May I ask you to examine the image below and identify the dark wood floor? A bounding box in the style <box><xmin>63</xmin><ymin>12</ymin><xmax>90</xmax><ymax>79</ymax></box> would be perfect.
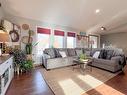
<box><xmin>6</xmin><ymin>67</ymin><xmax>54</xmax><ymax>95</ymax></box>
<box><xmin>83</xmin><ymin>66</ymin><xmax>127</xmax><ymax>95</ymax></box>
<box><xmin>6</xmin><ymin>66</ymin><xmax>127</xmax><ymax>95</ymax></box>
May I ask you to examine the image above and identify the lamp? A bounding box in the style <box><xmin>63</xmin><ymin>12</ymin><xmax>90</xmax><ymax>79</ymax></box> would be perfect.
<box><xmin>0</xmin><ymin>20</ymin><xmax>7</xmax><ymax>33</ymax></box>
<box><xmin>0</xmin><ymin>31</ymin><xmax>10</xmax><ymax>56</ymax></box>
<box><xmin>0</xmin><ymin>32</ymin><xmax>9</xmax><ymax>42</ymax></box>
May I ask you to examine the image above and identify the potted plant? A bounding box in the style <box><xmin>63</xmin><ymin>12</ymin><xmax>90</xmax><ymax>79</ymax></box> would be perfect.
<box><xmin>21</xmin><ymin>60</ymin><xmax>33</xmax><ymax>72</ymax></box>
<box><xmin>79</xmin><ymin>53</ymin><xmax>87</xmax><ymax>61</ymax></box>
<box><xmin>12</xmin><ymin>48</ymin><xmax>27</xmax><ymax>75</ymax></box>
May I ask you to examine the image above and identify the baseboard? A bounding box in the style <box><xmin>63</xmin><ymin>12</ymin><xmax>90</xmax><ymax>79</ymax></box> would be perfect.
<box><xmin>33</xmin><ymin>63</ymin><xmax>42</xmax><ymax>67</ymax></box>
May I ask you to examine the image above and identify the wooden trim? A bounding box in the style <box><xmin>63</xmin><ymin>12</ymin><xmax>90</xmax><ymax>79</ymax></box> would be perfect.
<box><xmin>33</xmin><ymin>63</ymin><xmax>42</xmax><ymax>68</ymax></box>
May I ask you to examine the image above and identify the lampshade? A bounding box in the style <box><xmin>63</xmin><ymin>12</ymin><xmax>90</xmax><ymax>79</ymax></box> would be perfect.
<box><xmin>0</xmin><ymin>20</ymin><xmax>7</xmax><ymax>33</ymax></box>
<box><xmin>0</xmin><ymin>32</ymin><xmax>10</xmax><ymax>42</ymax></box>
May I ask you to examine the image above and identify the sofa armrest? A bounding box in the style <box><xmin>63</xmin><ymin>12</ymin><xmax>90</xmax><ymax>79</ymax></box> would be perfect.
<box><xmin>42</xmin><ymin>54</ymin><xmax>51</xmax><ymax>67</ymax></box>
<box><xmin>43</xmin><ymin>54</ymin><xmax>51</xmax><ymax>59</ymax></box>
<box><xmin>111</xmin><ymin>56</ymin><xmax>122</xmax><ymax>64</ymax></box>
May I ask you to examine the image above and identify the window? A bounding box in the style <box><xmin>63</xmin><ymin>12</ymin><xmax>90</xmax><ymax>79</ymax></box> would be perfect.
<box><xmin>37</xmin><ymin>27</ymin><xmax>51</xmax><ymax>54</ymax></box>
<box><xmin>89</xmin><ymin>35</ymin><xmax>98</xmax><ymax>48</ymax></box>
<box><xmin>67</xmin><ymin>32</ymin><xmax>76</xmax><ymax>48</ymax></box>
<box><xmin>53</xmin><ymin>30</ymin><xmax>64</xmax><ymax>48</ymax></box>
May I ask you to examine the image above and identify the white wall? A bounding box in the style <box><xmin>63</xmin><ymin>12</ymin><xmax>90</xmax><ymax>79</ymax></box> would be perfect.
<box><xmin>101</xmin><ymin>32</ymin><xmax>127</xmax><ymax>57</ymax></box>
<box><xmin>0</xmin><ymin>8</ymin><xmax>5</xmax><ymax>20</ymax></box>
<box><xmin>4</xmin><ymin>13</ymin><xmax>81</xmax><ymax>64</ymax></box>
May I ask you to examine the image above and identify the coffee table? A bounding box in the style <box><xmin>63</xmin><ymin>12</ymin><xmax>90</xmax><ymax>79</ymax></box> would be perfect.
<box><xmin>72</xmin><ymin>57</ymin><xmax>93</xmax><ymax>73</ymax></box>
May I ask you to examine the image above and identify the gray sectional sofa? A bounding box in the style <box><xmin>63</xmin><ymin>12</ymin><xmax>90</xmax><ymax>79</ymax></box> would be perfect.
<box><xmin>42</xmin><ymin>48</ymin><xmax>126</xmax><ymax>72</ymax></box>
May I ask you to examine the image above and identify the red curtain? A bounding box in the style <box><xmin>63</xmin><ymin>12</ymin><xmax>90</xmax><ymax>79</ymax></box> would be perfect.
<box><xmin>67</xmin><ymin>32</ymin><xmax>76</xmax><ymax>37</ymax></box>
<box><xmin>54</xmin><ymin>30</ymin><xmax>65</xmax><ymax>36</ymax></box>
<box><xmin>37</xmin><ymin>27</ymin><xmax>51</xmax><ymax>34</ymax></box>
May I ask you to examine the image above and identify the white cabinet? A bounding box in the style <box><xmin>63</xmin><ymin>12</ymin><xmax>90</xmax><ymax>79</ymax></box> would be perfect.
<box><xmin>0</xmin><ymin>56</ymin><xmax>14</xmax><ymax>95</ymax></box>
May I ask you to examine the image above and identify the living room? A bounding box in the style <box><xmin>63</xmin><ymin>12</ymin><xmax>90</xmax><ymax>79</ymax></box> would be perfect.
<box><xmin>0</xmin><ymin>0</ymin><xmax>127</xmax><ymax>95</ymax></box>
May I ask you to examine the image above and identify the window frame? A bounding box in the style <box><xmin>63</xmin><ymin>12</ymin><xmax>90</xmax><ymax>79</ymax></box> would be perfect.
<box><xmin>67</xmin><ymin>32</ymin><xmax>76</xmax><ymax>48</ymax></box>
<box><xmin>53</xmin><ymin>30</ymin><xmax>65</xmax><ymax>48</ymax></box>
<box><xmin>88</xmin><ymin>35</ymin><xmax>99</xmax><ymax>48</ymax></box>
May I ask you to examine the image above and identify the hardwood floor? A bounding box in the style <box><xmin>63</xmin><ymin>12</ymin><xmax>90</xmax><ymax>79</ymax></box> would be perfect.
<box><xmin>6</xmin><ymin>66</ymin><xmax>127</xmax><ymax>95</ymax></box>
<box><xmin>83</xmin><ymin>66</ymin><xmax>127</xmax><ymax>95</ymax></box>
<box><xmin>6</xmin><ymin>67</ymin><xmax>54</xmax><ymax>95</ymax></box>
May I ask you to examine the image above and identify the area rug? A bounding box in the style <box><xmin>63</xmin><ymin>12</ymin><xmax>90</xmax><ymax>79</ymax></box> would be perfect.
<box><xmin>39</xmin><ymin>67</ymin><xmax>118</xmax><ymax>95</ymax></box>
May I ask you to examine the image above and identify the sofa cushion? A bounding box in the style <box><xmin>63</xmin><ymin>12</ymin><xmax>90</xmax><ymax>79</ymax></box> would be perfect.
<box><xmin>76</xmin><ymin>49</ymin><xmax>83</xmax><ymax>57</ymax></box>
<box><xmin>67</xmin><ymin>48</ymin><xmax>76</xmax><ymax>56</ymax></box>
<box><xmin>82</xmin><ymin>48</ymin><xmax>91</xmax><ymax>54</ymax></box>
<box><xmin>93</xmin><ymin>58</ymin><xmax>117</xmax><ymax>67</ymax></box>
<box><xmin>43</xmin><ymin>48</ymin><xmax>56</xmax><ymax>58</ymax></box>
<box><xmin>112</xmin><ymin>49</ymin><xmax>124</xmax><ymax>56</ymax></box>
<box><xmin>85</xmin><ymin>50</ymin><xmax>91</xmax><ymax>57</ymax></box>
<box><xmin>90</xmin><ymin>48</ymin><xmax>101</xmax><ymax>56</ymax></box>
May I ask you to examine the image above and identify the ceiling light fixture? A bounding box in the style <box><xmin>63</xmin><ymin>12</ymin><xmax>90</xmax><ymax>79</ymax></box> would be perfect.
<box><xmin>101</xmin><ymin>26</ymin><xmax>106</xmax><ymax>31</ymax></box>
<box><xmin>95</xmin><ymin>9</ymin><xmax>100</xmax><ymax>13</ymax></box>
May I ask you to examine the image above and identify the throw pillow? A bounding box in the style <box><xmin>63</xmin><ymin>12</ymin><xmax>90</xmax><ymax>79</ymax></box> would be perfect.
<box><xmin>103</xmin><ymin>50</ymin><xmax>107</xmax><ymax>59</ymax></box>
<box><xmin>98</xmin><ymin>49</ymin><xmax>107</xmax><ymax>59</ymax></box>
<box><xmin>59</xmin><ymin>51</ymin><xmax>67</xmax><ymax>58</ymax></box>
<box><xmin>92</xmin><ymin>51</ymin><xmax>100</xmax><ymax>58</ymax></box>
<box><xmin>44</xmin><ymin>54</ymin><xmax>51</xmax><ymax>59</ymax></box>
<box><xmin>67</xmin><ymin>49</ymin><xmax>76</xmax><ymax>56</ymax></box>
<box><xmin>85</xmin><ymin>50</ymin><xmax>91</xmax><ymax>57</ymax></box>
<box><xmin>76</xmin><ymin>49</ymin><xmax>83</xmax><ymax>57</ymax></box>
<box><xmin>98</xmin><ymin>50</ymin><xmax>103</xmax><ymax>59</ymax></box>
<box><xmin>43</xmin><ymin>48</ymin><xmax>56</xmax><ymax>58</ymax></box>
<box><xmin>106</xmin><ymin>50</ymin><xmax>114</xmax><ymax>60</ymax></box>
<box><xmin>54</xmin><ymin>49</ymin><xmax>62</xmax><ymax>58</ymax></box>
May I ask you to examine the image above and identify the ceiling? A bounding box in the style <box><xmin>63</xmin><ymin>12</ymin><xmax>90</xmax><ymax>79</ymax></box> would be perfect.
<box><xmin>1</xmin><ymin>0</ymin><xmax>127</xmax><ymax>34</ymax></box>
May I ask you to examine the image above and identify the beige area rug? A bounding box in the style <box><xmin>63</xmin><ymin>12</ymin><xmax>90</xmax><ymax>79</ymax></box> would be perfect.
<box><xmin>39</xmin><ymin>66</ymin><xmax>118</xmax><ymax>95</ymax></box>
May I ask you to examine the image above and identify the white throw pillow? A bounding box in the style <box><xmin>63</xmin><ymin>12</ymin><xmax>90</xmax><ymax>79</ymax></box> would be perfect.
<box><xmin>59</xmin><ymin>51</ymin><xmax>67</xmax><ymax>58</ymax></box>
<box><xmin>93</xmin><ymin>51</ymin><xmax>100</xmax><ymax>58</ymax></box>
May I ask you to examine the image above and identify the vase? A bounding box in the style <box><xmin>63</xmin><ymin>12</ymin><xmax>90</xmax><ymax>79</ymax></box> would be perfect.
<box><xmin>16</xmin><ymin>64</ymin><xmax>20</xmax><ymax>75</ymax></box>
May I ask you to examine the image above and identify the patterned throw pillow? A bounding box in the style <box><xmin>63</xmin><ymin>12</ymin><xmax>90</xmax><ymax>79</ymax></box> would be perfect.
<box><xmin>103</xmin><ymin>50</ymin><xmax>107</xmax><ymax>59</ymax></box>
<box><xmin>98</xmin><ymin>49</ymin><xmax>107</xmax><ymax>59</ymax></box>
<box><xmin>98</xmin><ymin>50</ymin><xmax>103</xmax><ymax>59</ymax></box>
<box><xmin>43</xmin><ymin>48</ymin><xmax>56</xmax><ymax>58</ymax></box>
<box><xmin>54</xmin><ymin>49</ymin><xmax>62</xmax><ymax>58</ymax></box>
<box><xmin>67</xmin><ymin>48</ymin><xmax>76</xmax><ymax>56</ymax></box>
